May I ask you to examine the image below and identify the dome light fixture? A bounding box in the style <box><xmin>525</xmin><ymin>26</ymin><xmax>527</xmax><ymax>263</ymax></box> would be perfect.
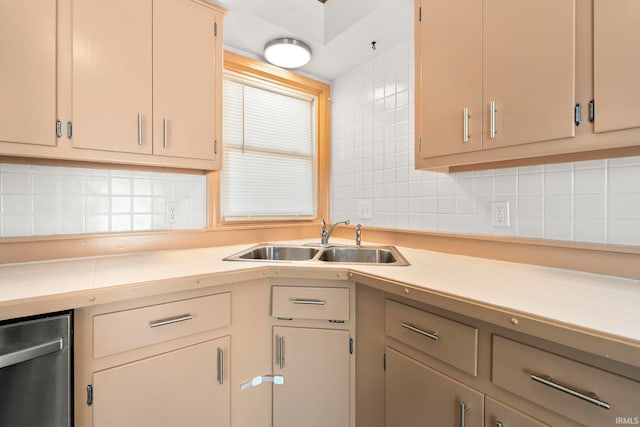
<box><xmin>264</xmin><ymin>38</ymin><xmax>312</xmax><ymax>69</ymax></box>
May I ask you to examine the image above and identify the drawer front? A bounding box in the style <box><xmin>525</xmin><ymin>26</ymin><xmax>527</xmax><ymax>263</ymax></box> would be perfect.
<box><xmin>272</xmin><ymin>286</ymin><xmax>350</xmax><ymax>321</ymax></box>
<box><xmin>485</xmin><ymin>397</ymin><xmax>549</xmax><ymax>427</ymax></box>
<box><xmin>492</xmin><ymin>335</ymin><xmax>640</xmax><ymax>427</ymax></box>
<box><xmin>94</xmin><ymin>292</ymin><xmax>231</xmax><ymax>358</ymax></box>
<box><xmin>385</xmin><ymin>300</ymin><xmax>478</xmax><ymax>376</ymax></box>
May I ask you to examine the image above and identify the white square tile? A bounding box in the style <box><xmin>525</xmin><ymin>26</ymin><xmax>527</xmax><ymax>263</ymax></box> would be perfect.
<box><xmin>574</xmin><ymin>194</ymin><xmax>606</xmax><ymax>219</ymax></box>
<box><xmin>544</xmin><ymin>217</ymin><xmax>573</xmax><ymax>241</ymax></box>
<box><xmin>544</xmin><ymin>171</ymin><xmax>572</xmax><ymax>194</ymax></box>
<box><xmin>33</xmin><ymin>174</ymin><xmax>58</xmax><ymax>194</ymax></box>
<box><xmin>1</xmin><ymin>163</ymin><xmax>31</xmax><ymax>173</ymax></box>
<box><xmin>607</xmin><ymin>219</ymin><xmax>640</xmax><ymax>246</ymax></box>
<box><xmin>608</xmin><ymin>193</ymin><xmax>640</xmax><ymax>219</ymax></box>
<box><xmin>518</xmin><ymin>173</ymin><xmax>543</xmax><ymax>194</ymax></box>
<box><xmin>1</xmin><ymin>173</ymin><xmax>31</xmax><ymax>194</ymax></box>
<box><xmin>133</xmin><ymin>214</ymin><xmax>152</xmax><ymax>231</ymax></box>
<box><xmin>59</xmin><ymin>215</ymin><xmax>84</xmax><ymax>234</ymax></box>
<box><xmin>86</xmin><ymin>215</ymin><xmax>109</xmax><ymax>233</ymax></box>
<box><xmin>518</xmin><ymin>195</ymin><xmax>543</xmax><ymax>217</ymax></box>
<box><xmin>59</xmin><ymin>176</ymin><xmax>84</xmax><ymax>194</ymax></box>
<box><xmin>33</xmin><ymin>195</ymin><xmax>58</xmax><ymax>215</ymax></box>
<box><xmin>33</xmin><ymin>215</ymin><xmax>58</xmax><ymax>236</ymax></box>
<box><xmin>438</xmin><ymin>214</ymin><xmax>456</xmax><ymax>232</ymax></box>
<box><xmin>111</xmin><ymin>178</ymin><xmax>132</xmax><ymax>195</ymax></box>
<box><xmin>111</xmin><ymin>214</ymin><xmax>132</xmax><ymax>232</ymax></box>
<box><xmin>494</xmin><ymin>174</ymin><xmax>517</xmax><ymax>195</ymax></box>
<box><xmin>153</xmin><ymin>181</ymin><xmax>172</xmax><ymax>197</ymax></box>
<box><xmin>544</xmin><ymin>194</ymin><xmax>572</xmax><ymax>217</ymax></box>
<box><xmin>471</xmin><ymin>176</ymin><xmax>493</xmax><ymax>195</ymax></box>
<box><xmin>517</xmin><ymin>216</ymin><xmax>543</xmax><ymax>238</ymax></box>
<box><xmin>423</xmin><ymin>197</ymin><xmax>438</xmax><ymax>214</ymax></box>
<box><xmin>456</xmin><ymin>215</ymin><xmax>474</xmax><ymax>233</ymax></box>
<box><xmin>86</xmin><ymin>177</ymin><xmax>109</xmax><ymax>195</ymax></box>
<box><xmin>473</xmin><ymin>214</ymin><xmax>492</xmax><ymax>235</ymax></box>
<box><xmin>608</xmin><ymin>165</ymin><xmax>640</xmax><ymax>193</ymax></box>
<box><xmin>2</xmin><ymin>214</ymin><xmax>32</xmax><ymax>237</ymax></box>
<box><xmin>574</xmin><ymin>168</ymin><xmax>605</xmax><ymax>194</ymax></box>
<box><xmin>574</xmin><ymin>218</ymin><xmax>606</xmax><ymax>243</ymax></box>
<box><xmin>111</xmin><ymin>197</ymin><xmax>132</xmax><ymax>214</ymax></box>
<box><xmin>86</xmin><ymin>196</ymin><xmax>109</xmax><ymax>214</ymax></box>
<box><xmin>3</xmin><ymin>195</ymin><xmax>31</xmax><ymax>214</ymax></box>
<box><xmin>438</xmin><ymin>197</ymin><xmax>456</xmax><ymax>214</ymax></box>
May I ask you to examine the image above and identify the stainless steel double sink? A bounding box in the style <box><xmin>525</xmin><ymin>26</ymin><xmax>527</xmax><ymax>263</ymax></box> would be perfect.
<box><xmin>224</xmin><ymin>243</ymin><xmax>410</xmax><ymax>266</ymax></box>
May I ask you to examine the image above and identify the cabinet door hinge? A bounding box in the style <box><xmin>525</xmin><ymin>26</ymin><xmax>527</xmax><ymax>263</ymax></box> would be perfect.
<box><xmin>56</xmin><ymin>119</ymin><xmax>62</xmax><ymax>138</ymax></box>
<box><xmin>419</xmin><ymin>6</ymin><xmax>422</xmax><ymax>22</ymax></box>
<box><xmin>214</xmin><ymin>22</ymin><xmax>218</xmax><ymax>37</ymax></box>
<box><xmin>349</xmin><ymin>337</ymin><xmax>354</xmax><ymax>354</ymax></box>
<box><xmin>574</xmin><ymin>103</ymin><xmax>582</xmax><ymax>127</ymax></box>
<box><xmin>588</xmin><ymin>100</ymin><xmax>595</xmax><ymax>123</ymax></box>
<box><xmin>86</xmin><ymin>384</ymin><xmax>93</xmax><ymax>406</ymax></box>
<box><xmin>383</xmin><ymin>353</ymin><xmax>386</xmax><ymax>371</ymax></box>
<box><xmin>66</xmin><ymin>121</ymin><xmax>73</xmax><ymax>139</ymax></box>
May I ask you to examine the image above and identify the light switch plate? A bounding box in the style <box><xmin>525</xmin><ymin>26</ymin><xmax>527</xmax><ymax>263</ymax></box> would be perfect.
<box><xmin>358</xmin><ymin>199</ymin><xmax>373</xmax><ymax>219</ymax></box>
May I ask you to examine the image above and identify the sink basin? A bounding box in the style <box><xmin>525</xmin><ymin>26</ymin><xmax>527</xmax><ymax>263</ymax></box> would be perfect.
<box><xmin>318</xmin><ymin>247</ymin><xmax>406</xmax><ymax>265</ymax></box>
<box><xmin>224</xmin><ymin>243</ymin><xmax>409</xmax><ymax>266</ymax></box>
<box><xmin>224</xmin><ymin>245</ymin><xmax>319</xmax><ymax>262</ymax></box>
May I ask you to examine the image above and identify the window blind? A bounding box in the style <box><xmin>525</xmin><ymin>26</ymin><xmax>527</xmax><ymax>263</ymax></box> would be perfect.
<box><xmin>222</xmin><ymin>76</ymin><xmax>316</xmax><ymax>221</ymax></box>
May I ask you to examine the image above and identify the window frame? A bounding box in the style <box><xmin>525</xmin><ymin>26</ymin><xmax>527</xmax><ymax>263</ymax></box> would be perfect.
<box><xmin>209</xmin><ymin>50</ymin><xmax>331</xmax><ymax>227</ymax></box>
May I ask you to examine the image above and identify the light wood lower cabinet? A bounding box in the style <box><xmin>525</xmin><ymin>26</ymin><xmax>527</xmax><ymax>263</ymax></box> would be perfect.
<box><xmin>485</xmin><ymin>397</ymin><xmax>548</xmax><ymax>427</ymax></box>
<box><xmin>93</xmin><ymin>336</ymin><xmax>230</xmax><ymax>427</ymax></box>
<box><xmin>385</xmin><ymin>347</ymin><xmax>484</xmax><ymax>427</ymax></box>
<box><xmin>273</xmin><ymin>326</ymin><xmax>351</xmax><ymax>427</ymax></box>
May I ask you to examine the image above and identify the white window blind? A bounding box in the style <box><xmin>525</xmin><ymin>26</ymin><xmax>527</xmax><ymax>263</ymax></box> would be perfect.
<box><xmin>222</xmin><ymin>75</ymin><xmax>317</xmax><ymax>221</ymax></box>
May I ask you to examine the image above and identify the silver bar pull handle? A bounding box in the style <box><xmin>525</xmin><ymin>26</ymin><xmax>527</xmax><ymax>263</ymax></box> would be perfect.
<box><xmin>496</xmin><ymin>422</ymin><xmax>503</xmax><ymax>427</ymax></box>
<box><xmin>149</xmin><ymin>314</ymin><xmax>193</xmax><ymax>328</ymax></box>
<box><xmin>463</xmin><ymin>107</ymin><xmax>470</xmax><ymax>143</ymax></box>
<box><xmin>290</xmin><ymin>299</ymin><xmax>326</xmax><ymax>306</ymax></box>
<box><xmin>278</xmin><ymin>336</ymin><xmax>285</xmax><ymax>369</ymax></box>
<box><xmin>530</xmin><ymin>374</ymin><xmax>610</xmax><ymax>409</ymax></box>
<box><xmin>460</xmin><ymin>402</ymin><xmax>468</xmax><ymax>427</ymax></box>
<box><xmin>240</xmin><ymin>375</ymin><xmax>285</xmax><ymax>391</ymax></box>
<box><xmin>0</xmin><ymin>338</ymin><xmax>62</xmax><ymax>369</ymax></box>
<box><xmin>163</xmin><ymin>117</ymin><xmax>168</xmax><ymax>148</ymax></box>
<box><xmin>217</xmin><ymin>348</ymin><xmax>224</xmax><ymax>385</ymax></box>
<box><xmin>490</xmin><ymin>101</ymin><xmax>497</xmax><ymax>139</ymax></box>
<box><xmin>400</xmin><ymin>322</ymin><xmax>439</xmax><ymax>341</ymax></box>
<box><xmin>137</xmin><ymin>113</ymin><xmax>143</xmax><ymax>145</ymax></box>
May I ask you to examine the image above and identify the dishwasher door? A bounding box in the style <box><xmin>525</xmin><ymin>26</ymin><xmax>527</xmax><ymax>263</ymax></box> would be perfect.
<box><xmin>0</xmin><ymin>312</ymin><xmax>71</xmax><ymax>427</ymax></box>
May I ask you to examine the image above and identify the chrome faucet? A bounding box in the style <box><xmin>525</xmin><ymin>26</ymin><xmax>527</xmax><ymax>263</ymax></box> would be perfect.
<box><xmin>355</xmin><ymin>224</ymin><xmax>362</xmax><ymax>247</ymax></box>
<box><xmin>321</xmin><ymin>219</ymin><xmax>350</xmax><ymax>247</ymax></box>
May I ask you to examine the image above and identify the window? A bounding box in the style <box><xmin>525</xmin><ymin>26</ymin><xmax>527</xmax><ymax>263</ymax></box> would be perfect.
<box><xmin>221</xmin><ymin>72</ymin><xmax>317</xmax><ymax>221</ymax></box>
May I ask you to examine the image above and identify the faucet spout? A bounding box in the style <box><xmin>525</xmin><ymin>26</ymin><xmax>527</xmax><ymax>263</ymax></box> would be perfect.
<box><xmin>321</xmin><ymin>219</ymin><xmax>350</xmax><ymax>247</ymax></box>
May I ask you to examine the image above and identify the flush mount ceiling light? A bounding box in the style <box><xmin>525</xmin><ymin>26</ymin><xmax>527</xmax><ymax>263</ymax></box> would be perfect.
<box><xmin>264</xmin><ymin>38</ymin><xmax>312</xmax><ymax>69</ymax></box>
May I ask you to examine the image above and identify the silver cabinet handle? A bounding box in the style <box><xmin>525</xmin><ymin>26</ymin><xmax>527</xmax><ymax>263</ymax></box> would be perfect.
<box><xmin>137</xmin><ymin>113</ymin><xmax>143</xmax><ymax>145</ymax></box>
<box><xmin>463</xmin><ymin>107</ymin><xmax>470</xmax><ymax>143</ymax></box>
<box><xmin>496</xmin><ymin>422</ymin><xmax>503</xmax><ymax>427</ymax></box>
<box><xmin>217</xmin><ymin>348</ymin><xmax>224</xmax><ymax>385</ymax></box>
<box><xmin>240</xmin><ymin>374</ymin><xmax>285</xmax><ymax>391</ymax></box>
<box><xmin>148</xmin><ymin>314</ymin><xmax>193</xmax><ymax>328</ymax></box>
<box><xmin>400</xmin><ymin>322</ymin><xmax>439</xmax><ymax>341</ymax></box>
<box><xmin>163</xmin><ymin>117</ymin><xmax>168</xmax><ymax>148</ymax></box>
<box><xmin>530</xmin><ymin>374</ymin><xmax>610</xmax><ymax>409</ymax></box>
<box><xmin>460</xmin><ymin>402</ymin><xmax>468</xmax><ymax>427</ymax></box>
<box><xmin>0</xmin><ymin>338</ymin><xmax>62</xmax><ymax>369</ymax></box>
<box><xmin>278</xmin><ymin>336</ymin><xmax>285</xmax><ymax>369</ymax></box>
<box><xmin>290</xmin><ymin>298</ymin><xmax>326</xmax><ymax>306</ymax></box>
<box><xmin>490</xmin><ymin>101</ymin><xmax>497</xmax><ymax>139</ymax></box>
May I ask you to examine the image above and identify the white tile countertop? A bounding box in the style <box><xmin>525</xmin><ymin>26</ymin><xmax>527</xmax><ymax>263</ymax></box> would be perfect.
<box><xmin>1</xmin><ymin>239</ymin><xmax>639</xmax><ymax>347</ymax></box>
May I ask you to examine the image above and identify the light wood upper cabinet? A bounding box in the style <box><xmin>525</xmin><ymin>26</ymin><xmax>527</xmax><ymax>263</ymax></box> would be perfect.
<box><xmin>0</xmin><ymin>0</ymin><xmax>57</xmax><ymax>147</ymax></box>
<box><xmin>417</xmin><ymin>0</ymin><xmax>482</xmax><ymax>157</ymax></box>
<box><xmin>593</xmin><ymin>0</ymin><xmax>640</xmax><ymax>133</ymax></box>
<box><xmin>153</xmin><ymin>0</ymin><xmax>221</xmax><ymax>162</ymax></box>
<box><xmin>482</xmin><ymin>0</ymin><xmax>575</xmax><ymax>149</ymax></box>
<box><xmin>72</xmin><ymin>0</ymin><xmax>222</xmax><ymax>163</ymax></box>
<box><xmin>416</xmin><ymin>0</ymin><xmax>575</xmax><ymax>161</ymax></box>
<box><xmin>72</xmin><ymin>0</ymin><xmax>153</xmax><ymax>154</ymax></box>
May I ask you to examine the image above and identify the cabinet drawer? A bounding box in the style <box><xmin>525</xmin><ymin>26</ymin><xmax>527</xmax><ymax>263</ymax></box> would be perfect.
<box><xmin>492</xmin><ymin>335</ymin><xmax>640</xmax><ymax>427</ymax></box>
<box><xmin>271</xmin><ymin>286</ymin><xmax>349</xmax><ymax>321</ymax></box>
<box><xmin>485</xmin><ymin>397</ymin><xmax>548</xmax><ymax>427</ymax></box>
<box><xmin>94</xmin><ymin>292</ymin><xmax>230</xmax><ymax>358</ymax></box>
<box><xmin>385</xmin><ymin>300</ymin><xmax>478</xmax><ymax>376</ymax></box>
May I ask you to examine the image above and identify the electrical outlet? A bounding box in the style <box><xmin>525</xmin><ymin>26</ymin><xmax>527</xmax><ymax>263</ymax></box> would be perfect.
<box><xmin>358</xmin><ymin>199</ymin><xmax>373</xmax><ymax>219</ymax></box>
<box><xmin>165</xmin><ymin>201</ymin><xmax>179</xmax><ymax>225</ymax></box>
<box><xmin>491</xmin><ymin>201</ymin><xmax>510</xmax><ymax>228</ymax></box>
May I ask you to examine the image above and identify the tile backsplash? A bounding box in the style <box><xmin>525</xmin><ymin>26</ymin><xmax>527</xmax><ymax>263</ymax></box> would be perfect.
<box><xmin>0</xmin><ymin>163</ymin><xmax>207</xmax><ymax>237</ymax></box>
<box><xmin>330</xmin><ymin>41</ymin><xmax>640</xmax><ymax>247</ymax></box>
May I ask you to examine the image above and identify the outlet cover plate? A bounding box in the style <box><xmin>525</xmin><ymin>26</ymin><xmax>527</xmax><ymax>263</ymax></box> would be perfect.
<box><xmin>491</xmin><ymin>201</ymin><xmax>510</xmax><ymax>228</ymax></box>
<box><xmin>165</xmin><ymin>201</ymin><xmax>179</xmax><ymax>225</ymax></box>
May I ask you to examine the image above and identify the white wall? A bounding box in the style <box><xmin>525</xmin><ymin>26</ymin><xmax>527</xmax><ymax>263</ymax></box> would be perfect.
<box><xmin>330</xmin><ymin>41</ymin><xmax>640</xmax><ymax>247</ymax></box>
<box><xmin>0</xmin><ymin>163</ymin><xmax>206</xmax><ymax>237</ymax></box>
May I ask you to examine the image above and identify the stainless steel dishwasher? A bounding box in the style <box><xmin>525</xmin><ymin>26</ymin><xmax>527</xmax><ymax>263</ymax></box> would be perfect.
<box><xmin>0</xmin><ymin>311</ymin><xmax>72</xmax><ymax>427</ymax></box>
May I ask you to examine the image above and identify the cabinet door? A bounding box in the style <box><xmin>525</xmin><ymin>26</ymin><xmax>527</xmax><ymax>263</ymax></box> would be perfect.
<box><xmin>485</xmin><ymin>397</ymin><xmax>549</xmax><ymax>427</ymax></box>
<box><xmin>0</xmin><ymin>0</ymin><xmax>56</xmax><ymax>146</ymax></box>
<box><xmin>273</xmin><ymin>326</ymin><xmax>350</xmax><ymax>427</ymax></box>
<box><xmin>483</xmin><ymin>0</ymin><xmax>575</xmax><ymax>148</ymax></box>
<box><xmin>416</xmin><ymin>0</ymin><xmax>482</xmax><ymax>158</ymax></box>
<box><xmin>153</xmin><ymin>0</ymin><xmax>220</xmax><ymax>162</ymax></box>
<box><xmin>72</xmin><ymin>0</ymin><xmax>153</xmax><ymax>154</ymax></box>
<box><xmin>93</xmin><ymin>336</ymin><xmax>230</xmax><ymax>427</ymax></box>
<box><xmin>593</xmin><ymin>0</ymin><xmax>640</xmax><ymax>133</ymax></box>
<box><xmin>385</xmin><ymin>347</ymin><xmax>483</xmax><ymax>427</ymax></box>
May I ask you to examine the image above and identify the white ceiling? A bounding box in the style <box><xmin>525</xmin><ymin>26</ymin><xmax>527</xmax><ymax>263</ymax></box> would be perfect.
<box><xmin>211</xmin><ymin>0</ymin><xmax>413</xmax><ymax>81</ymax></box>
